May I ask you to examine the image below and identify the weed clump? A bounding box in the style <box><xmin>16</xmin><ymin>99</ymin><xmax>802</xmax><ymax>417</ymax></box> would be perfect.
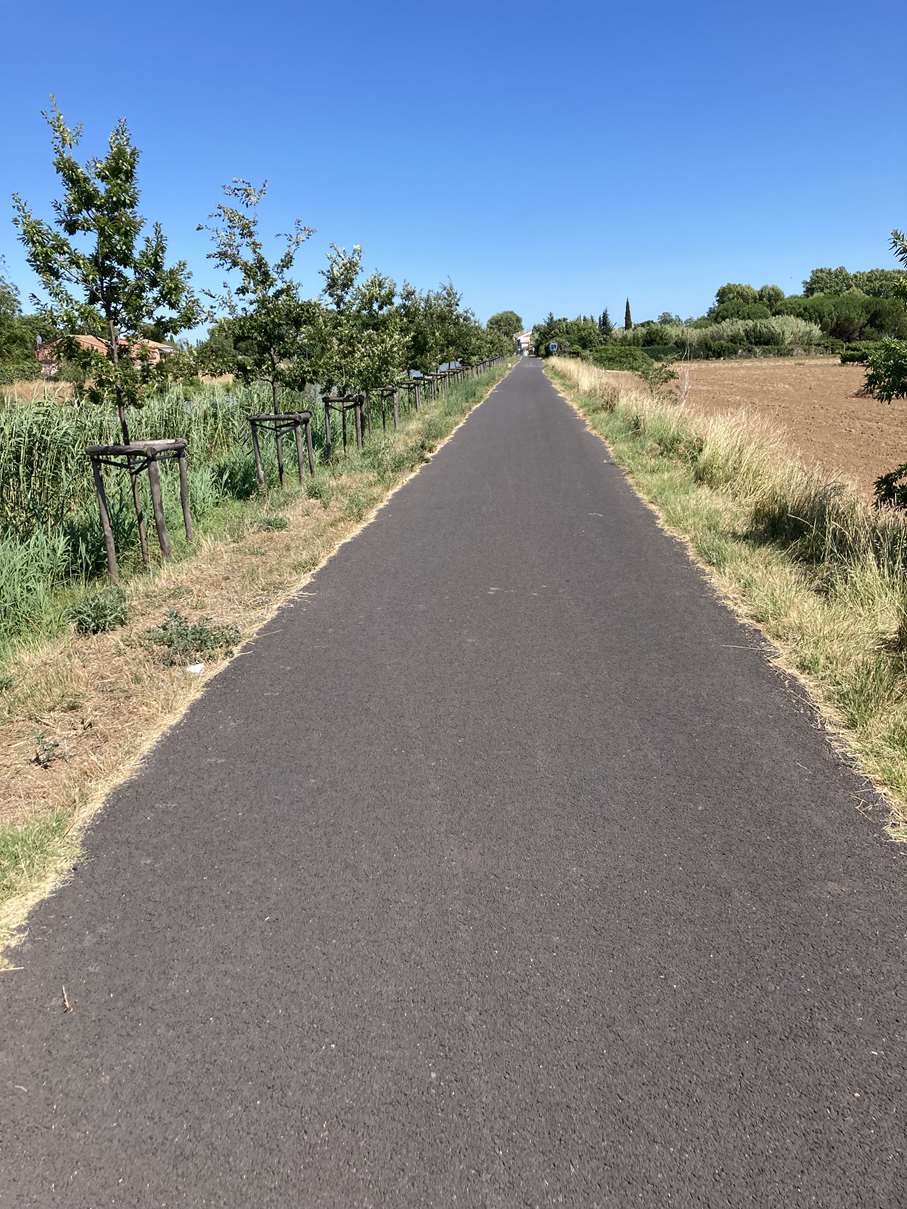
<box><xmin>306</xmin><ymin>476</ymin><xmax>333</xmax><ymax>508</ymax></box>
<box><xmin>67</xmin><ymin>586</ymin><xmax>128</xmax><ymax>635</ymax></box>
<box><xmin>258</xmin><ymin>514</ymin><xmax>289</xmax><ymax>532</ymax></box>
<box><xmin>32</xmin><ymin>731</ymin><xmax>63</xmax><ymax>769</ymax></box>
<box><xmin>143</xmin><ymin>610</ymin><xmax>240</xmax><ymax>666</ymax></box>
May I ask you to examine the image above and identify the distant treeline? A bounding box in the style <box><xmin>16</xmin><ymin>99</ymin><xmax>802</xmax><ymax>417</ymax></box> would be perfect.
<box><xmin>533</xmin><ymin>265</ymin><xmax>907</xmax><ymax>364</ymax></box>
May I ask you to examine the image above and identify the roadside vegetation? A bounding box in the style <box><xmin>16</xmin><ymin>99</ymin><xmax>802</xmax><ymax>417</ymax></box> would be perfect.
<box><xmin>0</xmin><ymin>105</ymin><xmax>516</xmax><ymax>662</ymax></box>
<box><xmin>549</xmin><ymin>355</ymin><xmax>907</xmax><ymax>843</ymax></box>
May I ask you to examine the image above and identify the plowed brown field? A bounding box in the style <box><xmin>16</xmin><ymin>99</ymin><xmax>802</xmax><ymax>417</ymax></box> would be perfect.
<box><xmin>677</xmin><ymin>357</ymin><xmax>907</xmax><ymax>499</ymax></box>
<box><xmin>603</xmin><ymin>357</ymin><xmax>907</xmax><ymax>499</ymax></box>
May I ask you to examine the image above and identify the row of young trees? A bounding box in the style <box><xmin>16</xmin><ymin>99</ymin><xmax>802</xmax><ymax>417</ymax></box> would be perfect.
<box><xmin>6</xmin><ymin>104</ymin><xmax>513</xmax><ymax>575</ymax></box>
<box><xmin>7</xmin><ymin>105</ymin><xmax>516</xmax><ymax>438</ymax></box>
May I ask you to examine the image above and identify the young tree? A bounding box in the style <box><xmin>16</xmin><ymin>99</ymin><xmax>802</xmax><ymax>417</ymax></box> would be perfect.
<box><xmin>347</xmin><ymin>271</ymin><xmax>407</xmax><ymax>395</ymax></box>
<box><xmin>310</xmin><ymin>243</ymin><xmax>363</xmax><ymax>394</ymax></box>
<box><xmin>312</xmin><ymin>246</ymin><xmax>407</xmax><ymax>397</ymax></box>
<box><xmin>397</xmin><ymin>281</ymin><xmax>474</xmax><ymax>372</ymax></box>
<box><xmin>624</xmin><ymin>298</ymin><xmax>633</xmax><ymax>330</ymax></box>
<box><xmin>13</xmin><ymin>104</ymin><xmax>200</xmax><ymax>443</ymax></box>
<box><xmin>397</xmin><ymin>283</ymin><xmax>446</xmax><ymax>374</ymax></box>
<box><xmin>195</xmin><ymin>317</ymin><xmax>240</xmax><ymax>375</ymax></box>
<box><xmin>201</xmin><ymin>180</ymin><xmax>314</xmax><ymax>411</ymax></box>
<box><xmin>598</xmin><ymin>308</ymin><xmax>613</xmax><ymax>338</ymax></box>
<box><xmin>434</xmin><ymin>282</ymin><xmax>471</xmax><ymax>368</ymax></box>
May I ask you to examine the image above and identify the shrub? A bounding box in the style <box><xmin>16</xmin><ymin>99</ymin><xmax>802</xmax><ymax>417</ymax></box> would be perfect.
<box><xmin>840</xmin><ymin>342</ymin><xmax>880</xmax><ymax>365</ymax></box>
<box><xmin>258</xmin><ymin>514</ymin><xmax>289</xmax><ymax>531</ymax></box>
<box><xmin>305</xmin><ymin>475</ymin><xmax>333</xmax><ymax>507</ymax></box>
<box><xmin>0</xmin><ymin>360</ymin><xmax>42</xmax><ymax>384</ymax></box>
<box><xmin>638</xmin><ymin>360</ymin><xmax>678</xmax><ymax>391</ymax></box>
<box><xmin>640</xmin><ymin>344</ymin><xmax>680</xmax><ymax>361</ymax></box>
<box><xmin>864</xmin><ymin>338</ymin><xmax>907</xmax><ymax>402</ymax></box>
<box><xmin>874</xmin><ymin>463</ymin><xmax>907</xmax><ymax>510</ymax></box>
<box><xmin>611</xmin><ymin>315</ymin><xmax>824</xmax><ymax>357</ymax></box>
<box><xmin>588</xmin><ymin>345</ymin><xmax>653</xmax><ymax>372</ymax></box>
<box><xmin>67</xmin><ymin>586</ymin><xmax>128</xmax><ymax>635</ymax></box>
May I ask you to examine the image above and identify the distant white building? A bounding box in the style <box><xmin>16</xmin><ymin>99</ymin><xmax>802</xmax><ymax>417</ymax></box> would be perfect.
<box><xmin>514</xmin><ymin>330</ymin><xmax>533</xmax><ymax>356</ymax></box>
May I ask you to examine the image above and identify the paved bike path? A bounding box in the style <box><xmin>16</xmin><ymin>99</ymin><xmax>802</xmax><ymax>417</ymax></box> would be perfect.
<box><xmin>1</xmin><ymin>358</ymin><xmax>903</xmax><ymax>1207</ymax></box>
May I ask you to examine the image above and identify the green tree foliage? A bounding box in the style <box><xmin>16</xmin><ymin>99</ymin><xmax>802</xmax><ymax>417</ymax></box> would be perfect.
<box><xmin>201</xmin><ymin>180</ymin><xmax>313</xmax><ymax>410</ymax></box>
<box><xmin>852</xmin><ymin>268</ymin><xmax>907</xmax><ymax>298</ymax></box>
<box><xmin>0</xmin><ymin>265</ymin><xmax>54</xmax><ymax>378</ymax></box>
<box><xmin>801</xmin><ymin>266</ymin><xmax>907</xmax><ymax>298</ymax></box>
<box><xmin>757</xmin><ymin>284</ymin><xmax>785</xmax><ymax>310</ymax></box>
<box><xmin>598</xmin><ymin>308</ymin><xmax>613</xmax><ymax>338</ymax></box>
<box><xmin>13</xmin><ymin>104</ymin><xmax>200</xmax><ymax>441</ymax></box>
<box><xmin>486</xmin><ymin>310</ymin><xmax>523</xmax><ymax>342</ymax></box>
<box><xmin>395</xmin><ymin>281</ymin><xmax>488</xmax><ymax>372</ymax></box>
<box><xmin>310</xmin><ymin>245</ymin><xmax>411</xmax><ymax>396</ymax></box>
<box><xmin>779</xmin><ymin>291</ymin><xmax>907</xmax><ymax>342</ymax></box>
<box><xmin>803</xmin><ymin>266</ymin><xmax>854</xmax><ymax>296</ymax></box>
<box><xmin>0</xmin><ymin>268</ymin><xmax>22</xmax><ymax>359</ymax></box>
<box><xmin>709</xmin><ymin>283</ymin><xmax>783</xmax><ymax>322</ymax></box>
<box><xmin>714</xmin><ymin>283</ymin><xmax>757</xmax><ymax>308</ymax></box>
<box><xmin>195</xmin><ymin>317</ymin><xmax>240</xmax><ymax>375</ymax></box>
<box><xmin>624</xmin><ymin>298</ymin><xmax>632</xmax><ymax>330</ymax></box>
<box><xmin>865</xmin><ymin>229</ymin><xmax>907</xmax><ymax>408</ymax></box>
<box><xmin>532</xmin><ymin>313</ymin><xmax>603</xmax><ymax>357</ymax></box>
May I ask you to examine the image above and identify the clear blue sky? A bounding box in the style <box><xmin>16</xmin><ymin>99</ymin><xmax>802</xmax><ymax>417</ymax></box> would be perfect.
<box><xmin>1</xmin><ymin>0</ymin><xmax>904</xmax><ymax>330</ymax></box>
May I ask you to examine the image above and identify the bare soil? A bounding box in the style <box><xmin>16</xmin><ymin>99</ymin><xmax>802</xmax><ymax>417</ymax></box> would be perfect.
<box><xmin>672</xmin><ymin>357</ymin><xmax>907</xmax><ymax>499</ymax></box>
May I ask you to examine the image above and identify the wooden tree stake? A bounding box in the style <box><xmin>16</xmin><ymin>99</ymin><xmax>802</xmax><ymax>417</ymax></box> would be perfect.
<box><xmin>146</xmin><ymin>457</ymin><xmax>172</xmax><ymax>558</ymax></box>
<box><xmin>90</xmin><ymin>457</ymin><xmax>119</xmax><ymax>583</ymax></box>
<box><xmin>177</xmin><ymin>448</ymin><xmax>194</xmax><ymax>543</ymax></box>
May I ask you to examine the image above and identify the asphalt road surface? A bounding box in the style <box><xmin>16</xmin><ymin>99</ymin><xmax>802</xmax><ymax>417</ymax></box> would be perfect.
<box><xmin>1</xmin><ymin>359</ymin><xmax>904</xmax><ymax>1207</ymax></box>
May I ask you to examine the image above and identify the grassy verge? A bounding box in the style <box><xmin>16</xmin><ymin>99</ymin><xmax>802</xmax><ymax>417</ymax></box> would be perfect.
<box><xmin>0</xmin><ymin>363</ymin><xmax>512</xmax><ymax>958</ymax></box>
<box><xmin>548</xmin><ymin>356</ymin><xmax>907</xmax><ymax>843</ymax></box>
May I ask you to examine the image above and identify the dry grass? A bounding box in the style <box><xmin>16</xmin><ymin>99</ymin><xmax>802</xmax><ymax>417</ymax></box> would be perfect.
<box><xmin>549</xmin><ymin>356</ymin><xmax>907</xmax><ymax>843</ymax></box>
<box><xmin>589</xmin><ymin>355</ymin><xmax>905</xmax><ymax>501</ymax></box>
<box><xmin>0</xmin><ymin>364</ymin><xmax>512</xmax><ymax>958</ymax></box>
<box><xmin>1</xmin><ymin>378</ymin><xmax>74</xmax><ymax>405</ymax></box>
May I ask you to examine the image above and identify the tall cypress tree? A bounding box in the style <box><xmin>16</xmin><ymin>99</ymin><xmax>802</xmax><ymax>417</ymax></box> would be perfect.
<box><xmin>624</xmin><ymin>298</ymin><xmax>632</xmax><ymax>330</ymax></box>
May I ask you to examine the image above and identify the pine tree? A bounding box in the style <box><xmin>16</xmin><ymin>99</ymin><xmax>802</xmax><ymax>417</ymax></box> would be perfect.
<box><xmin>598</xmin><ymin>308</ymin><xmax>613</xmax><ymax>338</ymax></box>
<box><xmin>624</xmin><ymin>298</ymin><xmax>632</xmax><ymax>330</ymax></box>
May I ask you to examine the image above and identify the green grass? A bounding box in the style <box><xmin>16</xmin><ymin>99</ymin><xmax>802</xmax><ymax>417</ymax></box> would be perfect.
<box><xmin>0</xmin><ymin>809</ymin><xmax>76</xmax><ymax>910</ymax></box>
<box><xmin>549</xmin><ymin>356</ymin><xmax>907</xmax><ymax>840</ymax></box>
